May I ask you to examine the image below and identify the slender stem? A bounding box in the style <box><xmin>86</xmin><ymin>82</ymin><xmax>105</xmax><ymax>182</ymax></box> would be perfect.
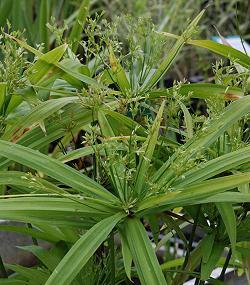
<box><xmin>27</xmin><ymin>223</ymin><xmax>38</xmax><ymax>245</ymax></box>
<box><xmin>235</xmin><ymin>4</ymin><xmax>248</xmax><ymax>55</ymax></box>
<box><xmin>219</xmin><ymin>248</ymin><xmax>232</xmax><ymax>281</ymax></box>
<box><xmin>194</xmin><ymin>263</ymin><xmax>203</xmax><ymax>285</ymax></box>
<box><xmin>109</xmin><ymin>232</ymin><xmax>115</xmax><ymax>285</ymax></box>
<box><xmin>194</xmin><ymin>276</ymin><xmax>205</xmax><ymax>285</ymax></box>
<box><xmin>182</xmin><ymin>206</ymin><xmax>201</xmax><ymax>270</ymax></box>
<box><xmin>194</xmin><ymin>278</ymin><xmax>200</xmax><ymax>285</ymax></box>
<box><xmin>0</xmin><ymin>255</ymin><xmax>7</xmax><ymax>278</ymax></box>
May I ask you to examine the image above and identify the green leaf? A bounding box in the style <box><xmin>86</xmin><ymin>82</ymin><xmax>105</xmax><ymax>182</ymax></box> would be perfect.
<box><xmin>0</xmin><ymin>196</ymin><xmax>116</xmax><ymax>226</ymax></box>
<box><xmin>55</xmin><ymin>142</ymin><xmax>125</xmax><ymax>163</ymax></box>
<box><xmin>0</xmin><ymin>280</ymin><xmax>27</xmax><ymax>285</ymax></box>
<box><xmin>0</xmin><ymin>105</ymin><xmax>93</xmax><ymax>169</ymax></box>
<box><xmin>5</xmin><ymin>94</ymin><xmax>23</xmax><ymax>115</ymax></box>
<box><xmin>58</xmin><ymin>61</ymin><xmax>104</xmax><ymax>88</ymax></box>
<box><xmin>199</xmin><ymin>192</ymin><xmax>250</xmax><ymax>204</ymax></box>
<box><xmin>201</xmin><ymin>242</ymin><xmax>224</xmax><ymax>281</ymax></box>
<box><xmin>69</xmin><ymin>0</ymin><xmax>90</xmax><ymax>53</ymax></box>
<box><xmin>0</xmin><ymin>140</ymin><xmax>117</xmax><ymax>202</ymax></box>
<box><xmin>161</xmin><ymin>257</ymin><xmax>185</xmax><ymax>271</ymax></box>
<box><xmin>7</xmin><ymin>35</ymin><xmax>104</xmax><ymax>88</ymax></box>
<box><xmin>3</xmin><ymin>97</ymin><xmax>78</xmax><ymax>141</ymax></box>
<box><xmin>156</xmin><ymin>221</ymin><xmax>189</xmax><ymax>251</ymax></box>
<box><xmin>103</xmin><ymin>109</ymin><xmax>147</xmax><ymax>137</ymax></box>
<box><xmin>6</xmin><ymin>264</ymin><xmax>48</xmax><ymax>284</ymax></box>
<box><xmin>45</xmin><ymin>213</ymin><xmax>124</xmax><ymax>285</ymax></box>
<box><xmin>56</xmin><ymin>146</ymin><xmax>94</xmax><ymax>163</ymax></box>
<box><xmin>154</xmin><ymin>95</ymin><xmax>250</xmax><ymax>187</ymax></box>
<box><xmin>138</xmin><ymin>173</ymin><xmax>250</xmax><ymax>214</ymax></box>
<box><xmin>0</xmin><ymin>82</ymin><xmax>7</xmax><ymax>112</ymax></box>
<box><xmin>149</xmin><ymin>83</ymin><xmax>244</xmax><ymax>100</ymax></box>
<box><xmin>134</xmin><ymin>101</ymin><xmax>165</xmax><ymax>198</ymax></box>
<box><xmin>119</xmin><ymin>229</ymin><xmax>132</xmax><ymax>281</ymax></box>
<box><xmin>173</xmin><ymin>146</ymin><xmax>250</xmax><ymax>187</ymax></box>
<box><xmin>216</xmin><ymin>203</ymin><xmax>236</xmax><ymax>254</ymax></box>
<box><xmin>0</xmin><ymin>0</ymin><xmax>13</xmax><ymax>28</ymax></box>
<box><xmin>0</xmin><ymin>171</ymin><xmax>66</xmax><ymax>194</ymax></box>
<box><xmin>201</xmin><ymin>233</ymin><xmax>215</xmax><ymax>264</ymax></box>
<box><xmin>109</xmin><ymin>45</ymin><xmax>130</xmax><ymax>94</ymax></box>
<box><xmin>5</xmin><ymin>33</ymin><xmax>42</xmax><ymax>57</ymax></box>
<box><xmin>143</xmin><ymin>9</ymin><xmax>205</xmax><ymax>91</ymax></box>
<box><xmin>0</xmin><ymin>224</ymin><xmax>60</xmax><ymax>243</ymax></box>
<box><xmin>237</xmin><ymin>216</ymin><xmax>250</xmax><ymax>242</ymax></box>
<box><xmin>18</xmin><ymin>245</ymin><xmax>60</xmax><ymax>271</ymax></box>
<box><xmin>163</xmin><ymin>215</ymin><xmax>188</xmax><ymax>249</ymax></box>
<box><xmin>39</xmin><ymin>0</ymin><xmax>49</xmax><ymax>51</ymax></box>
<box><xmin>159</xmin><ymin>32</ymin><xmax>250</xmax><ymax>68</ymax></box>
<box><xmin>98</xmin><ymin>110</ymin><xmax>125</xmax><ymax>201</ymax></box>
<box><xmin>124</xmin><ymin>217</ymin><xmax>167</xmax><ymax>285</ymax></box>
<box><xmin>178</xmin><ymin>101</ymin><xmax>193</xmax><ymax>139</ymax></box>
<box><xmin>189</xmin><ymin>39</ymin><xmax>250</xmax><ymax>69</ymax></box>
<box><xmin>27</xmin><ymin>44</ymin><xmax>67</xmax><ymax>85</ymax></box>
<box><xmin>147</xmin><ymin>214</ymin><xmax>160</xmax><ymax>245</ymax></box>
<box><xmin>173</xmin><ymin>241</ymin><xmax>203</xmax><ymax>285</ymax></box>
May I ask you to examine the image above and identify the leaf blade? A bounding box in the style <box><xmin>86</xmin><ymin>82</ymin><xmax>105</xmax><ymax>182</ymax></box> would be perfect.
<box><xmin>0</xmin><ymin>140</ymin><xmax>117</xmax><ymax>202</ymax></box>
<box><xmin>124</xmin><ymin>217</ymin><xmax>167</xmax><ymax>285</ymax></box>
<box><xmin>45</xmin><ymin>213</ymin><xmax>124</xmax><ymax>285</ymax></box>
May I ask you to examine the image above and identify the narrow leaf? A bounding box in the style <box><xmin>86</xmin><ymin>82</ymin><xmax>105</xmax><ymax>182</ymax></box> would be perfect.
<box><xmin>201</xmin><ymin>242</ymin><xmax>224</xmax><ymax>280</ymax></box>
<box><xmin>124</xmin><ymin>217</ymin><xmax>167</xmax><ymax>285</ymax></box>
<box><xmin>109</xmin><ymin>45</ymin><xmax>130</xmax><ymax>94</ymax></box>
<box><xmin>179</xmin><ymin>101</ymin><xmax>193</xmax><ymax>139</ymax></box>
<box><xmin>45</xmin><ymin>213</ymin><xmax>124</xmax><ymax>285</ymax></box>
<box><xmin>216</xmin><ymin>202</ymin><xmax>236</xmax><ymax>255</ymax></box>
<box><xmin>159</xmin><ymin>32</ymin><xmax>250</xmax><ymax>68</ymax></box>
<box><xmin>149</xmin><ymin>83</ymin><xmax>244</xmax><ymax>101</ymax></box>
<box><xmin>39</xmin><ymin>0</ymin><xmax>49</xmax><ymax>51</ymax></box>
<box><xmin>143</xmin><ymin>9</ymin><xmax>205</xmax><ymax>91</ymax></box>
<box><xmin>139</xmin><ymin>173</ymin><xmax>250</xmax><ymax>214</ymax></box>
<box><xmin>154</xmin><ymin>95</ymin><xmax>250</xmax><ymax>187</ymax></box>
<box><xmin>134</xmin><ymin>101</ymin><xmax>165</xmax><ymax>197</ymax></box>
<box><xmin>0</xmin><ymin>140</ymin><xmax>118</xmax><ymax>202</ymax></box>
<box><xmin>27</xmin><ymin>44</ymin><xmax>67</xmax><ymax>85</ymax></box>
<box><xmin>0</xmin><ymin>82</ymin><xmax>6</xmax><ymax>112</ymax></box>
<box><xmin>173</xmin><ymin>146</ymin><xmax>250</xmax><ymax>187</ymax></box>
<box><xmin>119</xmin><ymin>230</ymin><xmax>133</xmax><ymax>281</ymax></box>
<box><xmin>69</xmin><ymin>0</ymin><xmax>90</xmax><ymax>53</ymax></box>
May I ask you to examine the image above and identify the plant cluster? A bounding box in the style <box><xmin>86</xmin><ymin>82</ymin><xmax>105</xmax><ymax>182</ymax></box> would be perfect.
<box><xmin>0</xmin><ymin>2</ymin><xmax>249</xmax><ymax>285</ymax></box>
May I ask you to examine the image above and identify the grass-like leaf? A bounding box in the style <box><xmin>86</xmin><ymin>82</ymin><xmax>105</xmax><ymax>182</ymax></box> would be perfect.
<box><xmin>153</xmin><ymin>95</ymin><xmax>250</xmax><ymax>187</ymax></box>
<box><xmin>138</xmin><ymin>172</ymin><xmax>250</xmax><ymax>214</ymax></box>
<box><xmin>69</xmin><ymin>0</ymin><xmax>90</xmax><ymax>53</ymax></box>
<box><xmin>149</xmin><ymin>83</ymin><xmax>244</xmax><ymax>100</ymax></box>
<box><xmin>142</xmin><ymin>9</ymin><xmax>205</xmax><ymax>91</ymax></box>
<box><xmin>173</xmin><ymin>146</ymin><xmax>250</xmax><ymax>187</ymax></box>
<box><xmin>0</xmin><ymin>140</ymin><xmax>118</xmax><ymax>202</ymax></box>
<box><xmin>45</xmin><ymin>212</ymin><xmax>124</xmax><ymax>285</ymax></box>
<box><xmin>159</xmin><ymin>32</ymin><xmax>250</xmax><ymax>68</ymax></box>
<box><xmin>134</xmin><ymin>101</ymin><xmax>165</xmax><ymax>198</ymax></box>
<box><xmin>216</xmin><ymin>203</ymin><xmax>236</xmax><ymax>255</ymax></box>
<box><xmin>124</xmin><ymin>217</ymin><xmax>167</xmax><ymax>285</ymax></box>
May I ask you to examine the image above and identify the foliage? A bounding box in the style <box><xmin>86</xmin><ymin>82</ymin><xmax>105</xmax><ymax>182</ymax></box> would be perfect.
<box><xmin>0</xmin><ymin>2</ymin><xmax>249</xmax><ymax>285</ymax></box>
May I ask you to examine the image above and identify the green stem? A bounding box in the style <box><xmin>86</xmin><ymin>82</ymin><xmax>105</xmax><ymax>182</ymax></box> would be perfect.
<box><xmin>27</xmin><ymin>223</ymin><xmax>38</xmax><ymax>245</ymax></box>
<box><xmin>194</xmin><ymin>263</ymin><xmax>203</xmax><ymax>285</ymax></box>
<box><xmin>194</xmin><ymin>278</ymin><xmax>200</xmax><ymax>285</ymax></box>
<box><xmin>219</xmin><ymin>248</ymin><xmax>232</xmax><ymax>281</ymax></box>
<box><xmin>182</xmin><ymin>206</ymin><xmax>201</xmax><ymax>270</ymax></box>
<box><xmin>0</xmin><ymin>255</ymin><xmax>7</xmax><ymax>278</ymax></box>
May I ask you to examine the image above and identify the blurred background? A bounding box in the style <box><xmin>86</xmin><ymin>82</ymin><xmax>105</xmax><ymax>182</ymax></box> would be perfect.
<box><xmin>0</xmin><ymin>0</ymin><xmax>249</xmax><ymax>82</ymax></box>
